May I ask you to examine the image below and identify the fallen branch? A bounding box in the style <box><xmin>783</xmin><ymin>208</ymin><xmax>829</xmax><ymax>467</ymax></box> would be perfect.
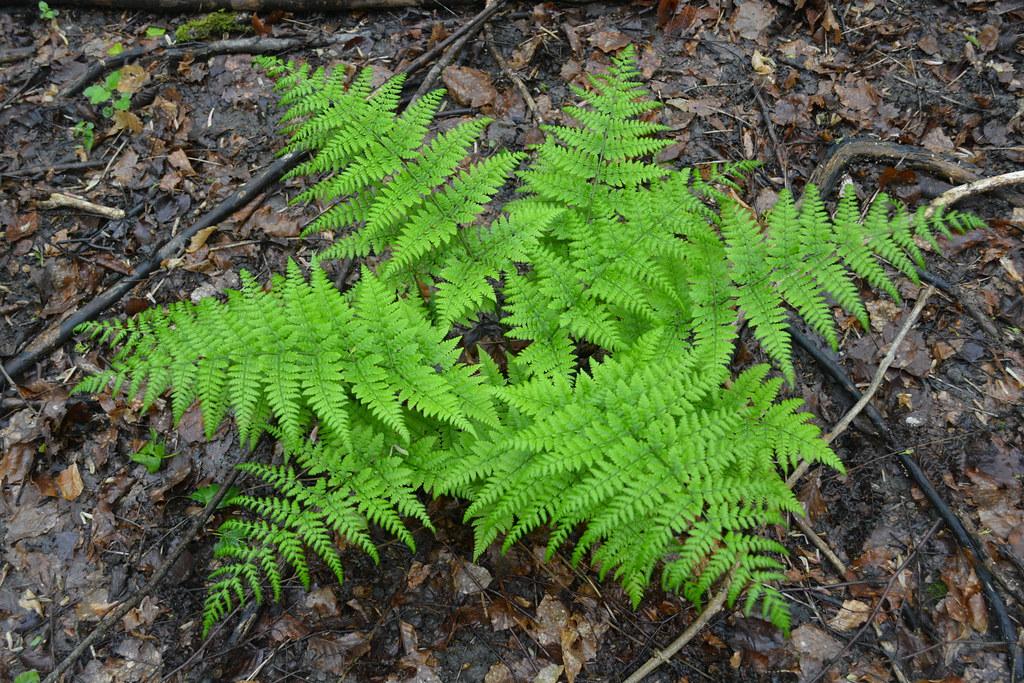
<box><xmin>927</xmin><ymin>168</ymin><xmax>1024</xmax><ymax>217</ymax></box>
<box><xmin>38</xmin><ymin>191</ymin><xmax>125</xmax><ymax>219</ymax></box>
<box><xmin>2</xmin><ymin>1</ymin><xmax>500</xmax><ymax>392</ymax></box>
<box><xmin>410</xmin><ymin>0</ymin><xmax>507</xmax><ymax>100</ymax></box>
<box><xmin>42</xmin><ymin>467</ymin><xmax>242</xmax><ymax>683</ymax></box>
<box><xmin>807</xmin><ymin>136</ymin><xmax>1024</xmax><ymax>207</ymax></box>
<box><xmin>795</xmin><ymin>334</ymin><xmax>1023</xmax><ymax>682</ymax></box>
<box><xmin>60</xmin><ymin>34</ymin><xmax>366</xmax><ymax>98</ymax></box>
<box><xmin>0</xmin><ymin>152</ymin><xmax>301</xmax><ymax>393</ymax></box>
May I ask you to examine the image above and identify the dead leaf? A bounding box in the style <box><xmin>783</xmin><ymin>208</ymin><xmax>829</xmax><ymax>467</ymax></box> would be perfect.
<box><xmin>752</xmin><ymin>49</ymin><xmax>776</xmax><ymax>75</ymax></box>
<box><xmin>532</xmin><ymin>595</ymin><xmax>568</xmax><ymax>646</ymax></box>
<box><xmin>116</xmin><ymin>63</ymin><xmax>149</xmax><ymax>94</ymax></box>
<box><xmin>303</xmin><ymin>633</ymin><xmax>370</xmax><ymax>675</ymax></box>
<box><xmin>187</xmin><ymin>226</ymin><xmax>218</xmax><ymax>253</ymax></box>
<box><xmin>792</xmin><ymin>624</ymin><xmax>843</xmax><ymax>678</ymax></box>
<box><xmin>454</xmin><ymin>561</ymin><xmax>493</xmax><ymax>596</ymax></box>
<box><xmin>589</xmin><ymin>31</ymin><xmax>632</xmax><ymax>54</ymax></box>
<box><xmin>828</xmin><ymin>599</ymin><xmax>871</xmax><ymax>631</ymax></box>
<box><xmin>168</xmin><ymin>149</ymin><xmax>196</xmax><ymax>176</ymax></box>
<box><xmin>111</xmin><ymin>148</ymin><xmax>140</xmax><ymax>187</ymax></box>
<box><xmin>6</xmin><ymin>501</ymin><xmax>60</xmax><ymax>543</ymax></box>
<box><xmin>533</xmin><ymin>664</ymin><xmax>564</xmax><ymax>683</ymax></box>
<box><xmin>978</xmin><ymin>24</ymin><xmax>999</xmax><ymax>53</ymax></box>
<box><xmin>123</xmin><ymin>596</ymin><xmax>162</xmax><ymax>631</ymax></box>
<box><xmin>111</xmin><ymin>110</ymin><xmax>143</xmax><ymax>135</ymax></box>
<box><xmin>6</xmin><ymin>211</ymin><xmax>39</xmax><ymax>241</ymax></box>
<box><xmin>508</xmin><ymin>35</ymin><xmax>543</xmax><ymax>70</ymax></box>
<box><xmin>56</xmin><ymin>462</ymin><xmax>84</xmax><ymax>500</ymax></box>
<box><xmin>921</xmin><ymin>126</ymin><xmax>955</xmax><ymax>153</ymax></box>
<box><xmin>0</xmin><ymin>443</ymin><xmax>35</xmax><ymax>485</ymax></box>
<box><xmin>485</xmin><ymin>663</ymin><xmax>514</xmax><ymax>683</ymax></box>
<box><xmin>442</xmin><ymin>66</ymin><xmax>498</xmax><ymax>108</ymax></box>
<box><xmin>657</xmin><ymin>0</ymin><xmax>681</xmax><ymax>28</ymax></box>
<box><xmin>731</xmin><ymin>0</ymin><xmax>777</xmax><ymax>41</ymax></box>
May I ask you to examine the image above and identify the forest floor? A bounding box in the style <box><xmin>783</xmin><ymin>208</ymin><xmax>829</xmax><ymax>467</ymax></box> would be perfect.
<box><xmin>1</xmin><ymin>0</ymin><xmax>1023</xmax><ymax>681</ymax></box>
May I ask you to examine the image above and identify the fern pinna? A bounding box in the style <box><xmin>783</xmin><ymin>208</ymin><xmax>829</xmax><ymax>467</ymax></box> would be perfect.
<box><xmin>76</xmin><ymin>48</ymin><xmax>980</xmax><ymax>637</ymax></box>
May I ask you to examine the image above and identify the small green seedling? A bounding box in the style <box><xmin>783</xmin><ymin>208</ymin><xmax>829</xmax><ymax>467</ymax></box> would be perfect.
<box><xmin>83</xmin><ymin>70</ymin><xmax>133</xmax><ymax>119</ymax></box>
<box><xmin>37</xmin><ymin>2</ymin><xmax>57</xmax><ymax>20</ymax></box>
<box><xmin>131</xmin><ymin>430</ymin><xmax>170</xmax><ymax>474</ymax></box>
<box><xmin>14</xmin><ymin>671</ymin><xmax>41</xmax><ymax>683</ymax></box>
<box><xmin>190</xmin><ymin>483</ymin><xmax>240</xmax><ymax>509</ymax></box>
<box><xmin>145</xmin><ymin>26</ymin><xmax>167</xmax><ymax>38</ymax></box>
<box><xmin>73</xmin><ymin>121</ymin><xmax>95</xmax><ymax>153</ymax></box>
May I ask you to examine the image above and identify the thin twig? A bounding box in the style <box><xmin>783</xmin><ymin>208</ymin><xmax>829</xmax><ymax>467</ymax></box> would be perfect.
<box><xmin>792</xmin><ymin>514</ymin><xmax>847</xmax><ymax>575</ymax></box>
<box><xmin>627</xmin><ymin>285</ymin><xmax>937</xmax><ymax>681</ymax></box>
<box><xmin>411</xmin><ymin>0</ymin><xmax>508</xmax><ymax>100</ymax></box>
<box><xmin>622</xmin><ymin>577</ymin><xmax>731</xmax><ymax>683</ymax></box>
<box><xmin>42</xmin><ymin>468</ymin><xmax>241</xmax><ymax>683</ymax></box>
<box><xmin>786</xmin><ymin>285</ymin><xmax>936</xmax><ymax>488</ymax></box>
<box><xmin>805</xmin><ymin>520</ymin><xmax>943</xmax><ymax>683</ymax></box>
<box><xmin>484</xmin><ymin>26</ymin><xmax>544</xmax><ymax>124</ymax></box>
<box><xmin>927</xmin><ymin>168</ymin><xmax>1024</xmax><ymax>217</ymax></box>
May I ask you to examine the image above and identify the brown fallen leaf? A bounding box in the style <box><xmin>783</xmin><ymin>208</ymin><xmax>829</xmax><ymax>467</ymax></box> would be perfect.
<box><xmin>6</xmin><ymin>211</ymin><xmax>39</xmax><ymax>241</ymax></box>
<box><xmin>442</xmin><ymin>66</ymin><xmax>498</xmax><ymax>108</ymax></box>
<box><xmin>111</xmin><ymin>148</ymin><xmax>140</xmax><ymax>187</ymax></box>
<box><xmin>56</xmin><ymin>462</ymin><xmax>84</xmax><ymax>500</ymax></box>
<box><xmin>111</xmin><ymin>110</ymin><xmax>143</xmax><ymax>135</ymax></box>
<box><xmin>731</xmin><ymin>0</ymin><xmax>777</xmax><ymax>41</ymax></box>
<box><xmin>168</xmin><ymin>148</ymin><xmax>196</xmax><ymax>176</ymax></box>
<box><xmin>589</xmin><ymin>30</ymin><xmax>632</xmax><ymax>54</ymax></box>
<box><xmin>828</xmin><ymin>599</ymin><xmax>871</xmax><ymax>631</ymax></box>
<box><xmin>187</xmin><ymin>225</ymin><xmax>219</xmax><ymax>253</ymax></box>
<box><xmin>116</xmin><ymin>63</ymin><xmax>149</xmax><ymax>94</ymax></box>
<box><xmin>508</xmin><ymin>35</ymin><xmax>543</xmax><ymax>70</ymax></box>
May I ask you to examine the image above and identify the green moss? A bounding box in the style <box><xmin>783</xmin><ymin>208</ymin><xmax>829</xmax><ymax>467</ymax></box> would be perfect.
<box><xmin>174</xmin><ymin>10</ymin><xmax>248</xmax><ymax>42</ymax></box>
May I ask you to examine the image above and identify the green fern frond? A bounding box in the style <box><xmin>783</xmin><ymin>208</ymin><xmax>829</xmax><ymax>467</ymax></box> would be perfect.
<box><xmin>78</xmin><ymin>48</ymin><xmax>984</xmax><ymax>640</ymax></box>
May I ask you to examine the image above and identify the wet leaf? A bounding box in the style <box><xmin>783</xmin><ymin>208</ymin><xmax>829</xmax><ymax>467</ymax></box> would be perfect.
<box><xmin>7</xmin><ymin>501</ymin><xmax>60</xmax><ymax>543</ymax></box>
<box><xmin>453</xmin><ymin>560</ymin><xmax>492</xmax><ymax>596</ymax></box>
<box><xmin>116</xmin><ymin>63</ymin><xmax>148</xmax><ymax>94</ymax></box>
<box><xmin>589</xmin><ymin>30</ymin><xmax>632</xmax><ymax>53</ymax></box>
<box><xmin>441</xmin><ymin>66</ymin><xmax>498</xmax><ymax>108</ymax></box>
<box><xmin>533</xmin><ymin>664</ymin><xmax>563</xmax><ymax>683</ymax></box>
<box><xmin>6</xmin><ymin>212</ymin><xmax>38</xmax><ymax>241</ymax></box>
<box><xmin>508</xmin><ymin>35</ymin><xmax>543</xmax><ymax>70</ymax></box>
<box><xmin>111</xmin><ymin>110</ymin><xmax>143</xmax><ymax>134</ymax></box>
<box><xmin>55</xmin><ymin>463</ymin><xmax>84</xmax><ymax>500</ymax></box>
<box><xmin>531</xmin><ymin>594</ymin><xmax>569</xmax><ymax>646</ymax></box>
<box><xmin>828</xmin><ymin>599</ymin><xmax>871</xmax><ymax>631</ymax></box>
<box><xmin>731</xmin><ymin>0</ymin><xmax>777</xmax><ymax>41</ymax></box>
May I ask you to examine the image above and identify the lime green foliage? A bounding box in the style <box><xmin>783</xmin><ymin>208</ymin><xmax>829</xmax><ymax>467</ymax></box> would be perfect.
<box><xmin>131</xmin><ymin>429</ymin><xmax>170</xmax><ymax>473</ymax></box>
<box><xmin>77</xmin><ymin>48</ymin><xmax>981</xmax><ymax>637</ymax></box>
<box><xmin>174</xmin><ymin>10</ymin><xmax>246</xmax><ymax>42</ymax></box>
<box><xmin>14</xmin><ymin>671</ymin><xmax>41</xmax><ymax>683</ymax></box>
<box><xmin>37</xmin><ymin>1</ymin><xmax>57</xmax><ymax>20</ymax></box>
<box><xmin>190</xmin><ymin>483</ymin><xmax>240</xmax><ymax>509</ymax></box>
<box><xmin>73</xmin><ymin>121</ymin><xmax>95</xmax><ymax>153</ymax></box>
<box><xmin>83</xmin><ymin>70</ymin><xmax>132</xmax><ymax>118</ymax></box>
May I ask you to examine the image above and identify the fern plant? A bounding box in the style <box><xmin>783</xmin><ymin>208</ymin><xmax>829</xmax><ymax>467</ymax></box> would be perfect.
<box><xmin>76</xmin><ymin>48</ymin><xmax>981</xmax><ymax>637</ymax></box>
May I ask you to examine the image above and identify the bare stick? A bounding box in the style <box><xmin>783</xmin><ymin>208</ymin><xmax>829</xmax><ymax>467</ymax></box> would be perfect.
<box><xmin>411</xmin><ymin>0</ymin><xmax>508</xmax><ymax>101</ymax></box>
<box><xmin>622</xmin><ymin>577</ymin><xmax>731</xmax><ymax>683</ymax></box>
<box><xmin>792</xmin><ymin>514</ymin><xmax>847</xmax><ymax>575</ymax></box>
<box><xmin>38</xmin><ymin>192</ymin><xmax>125</xmax><ymax>219</ymax></box>
<box><xmin>927</xmin><ymin>168</ymin><xmax>1024</xmax><ymax>217</ymax></box>
<box><xmin>786</xmin><ymin>284</ymin><xmax>936</xmax><ymax>488</ymax></box>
